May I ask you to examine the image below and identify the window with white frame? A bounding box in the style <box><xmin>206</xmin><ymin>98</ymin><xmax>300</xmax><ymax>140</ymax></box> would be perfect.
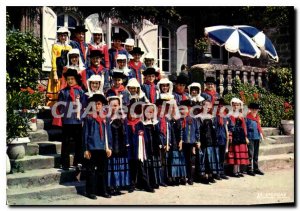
<box><xmin>157</xmin><ymin>26</ymin><xmax>170</xmax><ymax>73</ymax></box>
<box><xmin>57</xmin><ymin>14</ymin><xmax>78</xmax><ymax>30</ymax></box>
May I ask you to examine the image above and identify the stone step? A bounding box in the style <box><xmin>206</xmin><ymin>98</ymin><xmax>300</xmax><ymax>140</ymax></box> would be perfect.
<box><xmin>7</xmin><ymin>168</ymin><xmax>78</xmax><ymax>189</ymax></box>
<box><xmin>262</xmin><ymin>135</ymin><xmax>294</xmax><ymax>145</ymax></box>
<box><xmin>36</xmin><ymin>141</ymin><xmax>62</xmax><ymax>155</ymax></box>
<box><xmin>37</xmin><ymin>118</ymin><xmax>54</xmax><ymax>130</ymax></box>
<box><xmin>259</xmin><ymin>143</ymin><xmax>294</xmax><ymax>156</ymax></box>
<box><xmin>258</xmin><ymin>153</ymin><xmax>294</xmax><ymax>171</ymax></box>
<box><xmin>7</xmin><ymin>181</ymin><xmax>85</xmax><ymax>205</ymax></box>
<box><xmin>28</xmin><ymin>129</ymin><xmax>62</xmax><ymax>142</ymax></box>
<box><xmin>262</xmin><ymin>127</ymin><xmax>281</xmax><ymax>136</ymax></box>
<box><xmin>25</xmin><ymin>143</ymin><xmax>39</xmax><ymax>156</ymax></box>
<box><xmin>10</xmin><ymin>154</ymin><xmax>74</xmax><ymax>171</ymax></box>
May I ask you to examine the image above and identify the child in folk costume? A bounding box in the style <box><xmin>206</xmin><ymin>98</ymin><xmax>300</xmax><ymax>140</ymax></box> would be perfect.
<box><xmin>46</xmin><ymin>27</ymin><xmax>72</xmax><ymax>106</ymax></box>
<box><xmin>82</xmin><ymin>94</ymin><xmax>112</xmax><ymax>199</ymax></box>
<box><xmin>227</xmin><ymin>98</ymin><xmax>249</xmax><ymax>177</ymax></box>
<box><xmin>106</xmin><ymin>69</ymin><xmax>127</xmax><ymax>99</ymax></box>
<box><xmin>163</xmin><ymin>100</ymin><xmax>187</xmax><ymax>186</ymax></box>
<box><xmin>178</xmin><ymin>99</ymin><xmax>200</xmax><ymax>185</ymax></box>
<box><xmin>115</xmin><ymin>54</ymin><xmax>132</xmax><ymax>86</ymax></box>
<box><xmin>142</xmin><ymin>103</ymin><xmax>165</xmax><ymax>189</ymax></box>
<box><xmin>70</xmin><ymin>25</ymin><xmax>89</xmax><ymax>68</ymax></box>
<box><xmin>173</xmin><ymin>74</ymin><xmax>190</xmax><ymax>106</ymax></box>
<box><xmin>188</xmin><ymin>82</ymin><xmax>205</xmax><ymax>106</ymax></box>
<box><xmin>195</xmin><ymin>100</ymin><xmax>221</xmax><ymax>184</ymax></box>
<box><xmin>141</xmin><ymin>67</ymin><xmax>159</xmax><ymax>104</ymax></box>
<box><xmin>108</xmin><ymin>34</ymin><xmax>129</xmax><ymax>70</ymax></box>
<box><xmin>81</xmin><ymin>50</ymin><xmax>110</xmax><ymax>93</ymax></box>
<box><xmin>124</xmin><ymin>38</ymin><xmax>135</xmax><ymax>54</ymax></box>
<box><xmin>126</xmin><ymin>104</ymin><xmax>155</xmax><ymax>193</ymax></box>
<box><xmin>156</xmin><ymin>77</ymin><xmax>174</xmax><ymax>101</ymax></box>
<box><xmin>143</xmin><ymin>52</ymin><xmax>162</xmax><ymax>83</ymax></box>
<box><xmin>53</xmin><ymin>69</ymin><xmax>86</xmax><ymax>170</ymax></box>
<box><xmin>214</xmin><ymin>98</ymin><xmax>230</xmax><ymax>180</ymax></box>
<box><xmin>123</xmin><ymin>78</ymin><xmax>149</xmax><ymax>106</ymax></box>
<box><xmin>201</xmin><ymin>77</ymin><xmax>220</xmax><ymax>109</ymax></box>
<box><xmin>85</xmin><ymin>74</ymin><xmax>104</xmax><ymax>98</ymax></box>
<box><xmin>88</xmin><ymin>27</ymin><xmax>109</xmax><ymax>69</ymax></box>
<box><xmin>106</xmin><ymin>96</ymin><xmax>130</xmax><ymax>195</ymax></box>
<box><xmin>128</xmin><ymin>47</ymin><xmax>146</xmax><ymax>84</ymax></box>
<box><xmin>246</xmin><ymin>103</ymin><xmax>265</xmax><ymax>176</ymax></box>
<box><xmin>61</xmin><ymin>49</ymin><xmax>85</xmax><ymax>90</ymax></box>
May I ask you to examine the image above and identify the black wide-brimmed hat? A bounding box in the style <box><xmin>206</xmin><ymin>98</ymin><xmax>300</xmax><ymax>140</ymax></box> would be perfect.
<box><xmin>63</xmin><ymin>68</ymin><xmax>80</xmax><ymax>79</ymax></box>
<box><xmin>248</xmin><ymin>102</ymin><xmax>260</xmax><ymax>109</ymax></box>
<box><xmin>112</xmin><ymin>33</ymin><xmax>124</xmax><ymax>41</ymax></box>
<box><xmin>72</xmin><ymin>25</ymin><xmax>88</xmax><ymax>33</ymax></box>
<box><xmin>175</xmin><ymin>74</ymin><xmax>189</xmax><ymax>85</ymax></box>
<box><xmin>142</xmin><ymin>67</ymin><xmax>159</xmax><ymax>76</ymax></box>
<box><xmin>204</xmin><ymin>76</ymin><xmax>216</xmax><ymax>84</ymax></box>
<box><xmin>155</xmin><ymin>98</ymin><xmax>169</xmax><ymax>106</ymax></box>
<box><xmin>88</xmin><ymin>94</ymin><xmax>108</xmax><ymax>105</ymax></box>
<box><xmin>89</xmin><ymin>50</ymin><xmax>104</xmax><ymax>58</ymax></box>
<box><xmin>112</xmin><ymin>70</ymin><xmax>127</xmax><ymax>79</ymax></box>
<box><xmin>179</xmin><ymin>99</ymin><xmax>193</xmax><ymax>107</ymax></box>
<box><xmin>129</xmin><ymin>47</ymin><xmax>144</xmax><ymax>55</ymax></box>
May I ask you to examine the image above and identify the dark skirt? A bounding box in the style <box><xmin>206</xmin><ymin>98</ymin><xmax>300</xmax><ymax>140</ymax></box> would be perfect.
<box><xmin>227</xmin><ymin>144</ymin><xmax>249</xmax><ymax>165</ymax></box>
<box><xmin>144</xmin><ymin>155</ymin><xmax>163</xmax><ymax>186</ymax></box>
<box><xmin>167</xmin><ymin>150</ymin><xmax>187</xmax><ymax>178</ymax></box>
<box><xmin>195</xmin><ymin>146</ymin><xmax>220</xmax><ymax>175</ymax></box>
<box><xmin>107</xmin><ymin>156</ymin><xmax>130</xmax><ymax>187</ymax></box>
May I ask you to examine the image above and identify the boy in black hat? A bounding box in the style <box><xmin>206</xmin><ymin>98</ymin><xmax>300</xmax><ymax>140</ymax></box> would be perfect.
<box><xmin>108</xmin><ymin>34</ymin><xmax>129</xmax><ymax>70</ymax></box>
<box><xmin>82</xmin><ymin>94</ymin><xmax>112</xmax><ymax>199</ymax></box>
<box><xmin>141</xmin><ymin>67</ymin><xmax>159</xmax><ymax>104</ymax></box>
<box><xmin>246</xmin><ymin>102</ymin><xmax>265</xmax><ymax>176</ymax></box>
<box><xmin>106</xmin><ymin>69</ymin><xmax>127</xmax><ymax>100</ymax></box>
<box><xmin>201</xmin><ymin>76</ymin><xmax>220</xmax><ymax>108</ymax></box>
<box><xmin>53</xmin><ymin>68</ymin><xmax>86</xmax><ymax>171</ymax></box>
<box><xmin>173</xmin><ymin>74</ymin><xmax>190</xmax><ymax>105</ymax></box>
<box><xmin>128</xmin><ymin>47</ymin><xmax>146</xmax><ymax>84</ymax></box>
<box><xmin>81</xmin><ymin>50</ymin><xmax>110</xmax><ymax>93</ymax></box>
<box><xmin>70</xmin><ymin>25</ymin><xmax>89</xmax><ymax>68</ymax></box>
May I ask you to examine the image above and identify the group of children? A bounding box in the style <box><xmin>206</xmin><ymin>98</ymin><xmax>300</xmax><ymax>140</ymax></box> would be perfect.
<box><xmin>48</xmin><ymin>25</ymin><xmax>265</xmax><ymax>200</ymax></box>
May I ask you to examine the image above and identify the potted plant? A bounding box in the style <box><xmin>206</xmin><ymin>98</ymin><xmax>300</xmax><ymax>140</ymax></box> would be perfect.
<box><xmin>281</xmin><ymin>102</ymin><xmax>294</xmax><ymax>135</ymax></box>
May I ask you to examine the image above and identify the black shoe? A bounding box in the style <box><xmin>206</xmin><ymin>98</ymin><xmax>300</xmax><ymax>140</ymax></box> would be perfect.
<box><xmin>100</xmin><ymin>193</ymin><xmax>111</xmax><ymax>198</ymax></box>
<box><xmin>238</xmin><ymin>173</ymin><xmax>244</xmax><ymax>177</ymax></box>
<box><xmin>200</xmin><ymin>178</ymin><xmax>210</xmax><ymax>184</ymax></box>
<box><xmin>254</xmin><ymin>169</ymin><xmax>264</xmax><ymax>175</ymax></box>
<box><xmin>128</xmin><ymin>186</ymin><xmax>135</xmax><ymax>193</ymax></box>
<box><xmin>187</xmin><ymin>179</ymin><xmax>194</xmax><ymax>185</ymax></box>
<box><xmin>174</xmin><ymin>179</ymin><xmax>180</xmax><ymax>186</ymax></box>
<box><xmin>247</xmin><ymin>171</ymin><xmax>256</xmax><ymax>176</ymax></box>
<box><xmin>220</xmin><ymin>174</ymin><xmax>229</xmax><ymax>180</ymax></box>
<box><xmin>145</xmin><ymin>187</ymin><xmax>155</xmax><ymax>193</ymax></box>
<box><xmin>153</xmin><ymin>184</ymin><xmax>159</xmax><ymax>189</ymax></box>
<box><xmin>180</xmin><ymin>178</ymin><xmax>187</xmax><ymax>185</ymax></box>
<box><xmin>86</xmin><ymin>193</ymin><xmax>97</xmax><ymax>200</ymax></box>
<box><xmin>232</xmin><ymin>173</ymin><xmax>240</xmax><ymax>178</ymax></box>
<box><xmin>115</xmin><ymin>190</ymin><xmax>122</xmax><ymax>195</ymax></box>
<box><xmin>214</xmin><ymin>174</ymin><xmax>222</xmax><ymax>180</ymax></box>
<box><xmin>208</xmin><ymin>177</ymin><xmax>216</xmax><ymax>183</ymax></box>
<box><xmin>160</xmin><ymin>183</ymin><xmax>168</xmax><ymax>187</ymax></box>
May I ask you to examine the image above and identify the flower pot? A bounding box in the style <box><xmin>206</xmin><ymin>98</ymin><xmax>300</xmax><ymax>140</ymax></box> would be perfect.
<box><xmin>27</xmin><ymin>109</ymin><xmax>38</xmax><ymax>132</ymax></box>
<box><xmin>6</xmin><ymin>153</ymin><xmax>11</xmax><ymax>174</ymax></box>
<box><xmin>7</xmin><ymin>137</ymin><xmax>30</xmax><ymax>160</ymax></box>
<box><xmin>281</xmin><ymin>120</ymin><xmax>294</xmax><ymax>135</ymax></box>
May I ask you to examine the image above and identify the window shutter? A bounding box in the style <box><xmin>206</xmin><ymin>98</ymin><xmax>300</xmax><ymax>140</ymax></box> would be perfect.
<box><xmin>176</xmin><ymin>25</ymin><xmax>188</xmax><ymax>75</ymax></box>
<box><xmin>42</xmin><ymin>6</ymin><xmax>57</xmax><ymax>71</ymax></box>
<box><xmin>84</xmin><ymin>13</ymin><xmax>100</xmax><ymax>44</ymax></box>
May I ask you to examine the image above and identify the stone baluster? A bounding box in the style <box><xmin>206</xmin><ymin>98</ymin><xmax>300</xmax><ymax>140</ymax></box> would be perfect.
<box><xmin>219</xmin><ymin>69</ymin><xmax>224</xmax><ymax>97</ymax></box>
<box><xmin>243</xmin><ymin>71</ymin><xmax>248</xmax><ymax>84</ymax></box>
<box><xmin>227</xmin><ymin>69</ymin><xmax>232</xmax><ymax>93</ymax></box>
<box><xmin>250</xmin><ymin>71</ymin><xmax>255</xmax><ymax>86</ymax></box>
<box><xmin>258</xmin><ymin>70</ymin><xmax>263</xmax><ymax>87</ymax></box>
<box><xmin>235</xmin><ymin>69</ymin><xmax>240</xmax><ymax>81</ymax></box>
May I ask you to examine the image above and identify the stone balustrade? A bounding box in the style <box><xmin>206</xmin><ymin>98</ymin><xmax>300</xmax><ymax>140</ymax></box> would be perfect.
<box><xmin>190</xmin><ymin>64</ymin><xmax>268</xmax><ymax>96</ymax></box>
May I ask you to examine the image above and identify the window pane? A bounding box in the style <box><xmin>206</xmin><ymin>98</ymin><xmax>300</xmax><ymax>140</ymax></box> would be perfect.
<box><xmin>162</xmin><ymin>27</ymin><xmax>169</xmax><ymax>37</ymax></box>
<box><xmin>57</xmin><ymin>15</ymin><xmax>64</xmax><ymax>27</ymax></box>
<box><xmin>157</xmin><ymin>50</ymin><xmax>160</xmax><ymax>60</ymax></box>
<box><xmin>163</xmin><ymin>49</ymin><xmax>169</xmax><ymax>60</ymax></box>
<box><xmin>211</xmin><ymin>45</ymin><xmax>221</xmax><ymax>59</ymax></box>
<box><xmin>162</xmin><ymin>60</ymin><xmax>169</xmax><ymax>72</ymax></box>
<box><xmin>162</xmin><ymin>37</ymin><xmax>169</xmax><ymax>48</ymax></box>
<box><xmin>68</xmin><ymin>16</ymin><xmax>77</xmax><ymax>28</ymax></box>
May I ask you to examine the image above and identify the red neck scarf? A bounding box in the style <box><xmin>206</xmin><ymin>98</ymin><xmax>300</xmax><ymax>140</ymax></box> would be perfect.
<box><xmin>246</xmin><ymin>113</ymin><xmax>263</xmax><ymax>134</ymax></box>
<box><xmin>111</xmin><ymin>85</ymin><xmax>125</xmax><ymax>96</ymax></box>
<box><xmin>127</xmin><ymin>118</ymin><xmax>141</xmax><ymax>133</ymax></box>
<box><xmin>229</xmin><ymin>115</ymin><xmax>247</xmax><ymax>136</ymax></box>
<box><xmin>74</xmin><ymin>38</ymin><xmax>86</xmax><ymax>61</ymax></box>
<box><xmin>204</xmin><ymin>89</ymin><xmax>217</xmax><ymax>105</ymax></box>
<box><xmin>160</xmin><ymin>117</ymin><xmax>167</xmax><ymax>136</ymax></box>
<box><xmin>88</xmin><ymin>114</ymin><xmax>104</xmax><ymax>139</ymax></box>
<box><xmin>145</xmin><ymin>81</ymin><xmax>156</xmax><ymax>103</ymax></box>
<box><xmin>176</xmin><ymin>89</ymin><xmax>187</xmax><ymax>101</ymax></box>
<box><xmin>90</xmin><ymin>65</ymin><xmax>104</xmax><ymax>75</ymax></box>
<box><xmin>216</xmin><ymin>106</ymin><xmax>224</xmax><ymax>126</ymax></box>
<box><xmin>129</xmin><ymin>60</ymin><xmax>142</xmax><ymax>83</ymax></box>
<box><xmin>68</xmin><ymin>85</ymin><xmax>82</xmax><ymax>102</ymax></box>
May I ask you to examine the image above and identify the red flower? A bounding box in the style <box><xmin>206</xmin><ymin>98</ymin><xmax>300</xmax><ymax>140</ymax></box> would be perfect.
<box><xmin>239</xmin><ymin>91</ymin><xmax>245</xmax><ymax>97</ymax></box>
<box><xmin>20</xmin><ymin>88</ymin><xmax>27</xmax><ymax>92</ymax></box>
<box><xmin>253</xmin><ymin>93</ymin><xmax>259</xmax><ymax>100</ymax></box>
<box><xmin>284</xmin><ymin>102</ymin><xmax>291</xmax><ymax>109</ymax></box>
<box><xmin>27</xmin><ymin>87</ymin><xmax>35</xmax><ymax>94</ymax></box>
<box><xmin>37</xmin><ymin>84</ymin><xmax>46</xmax><ymax>93</ymax></box>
